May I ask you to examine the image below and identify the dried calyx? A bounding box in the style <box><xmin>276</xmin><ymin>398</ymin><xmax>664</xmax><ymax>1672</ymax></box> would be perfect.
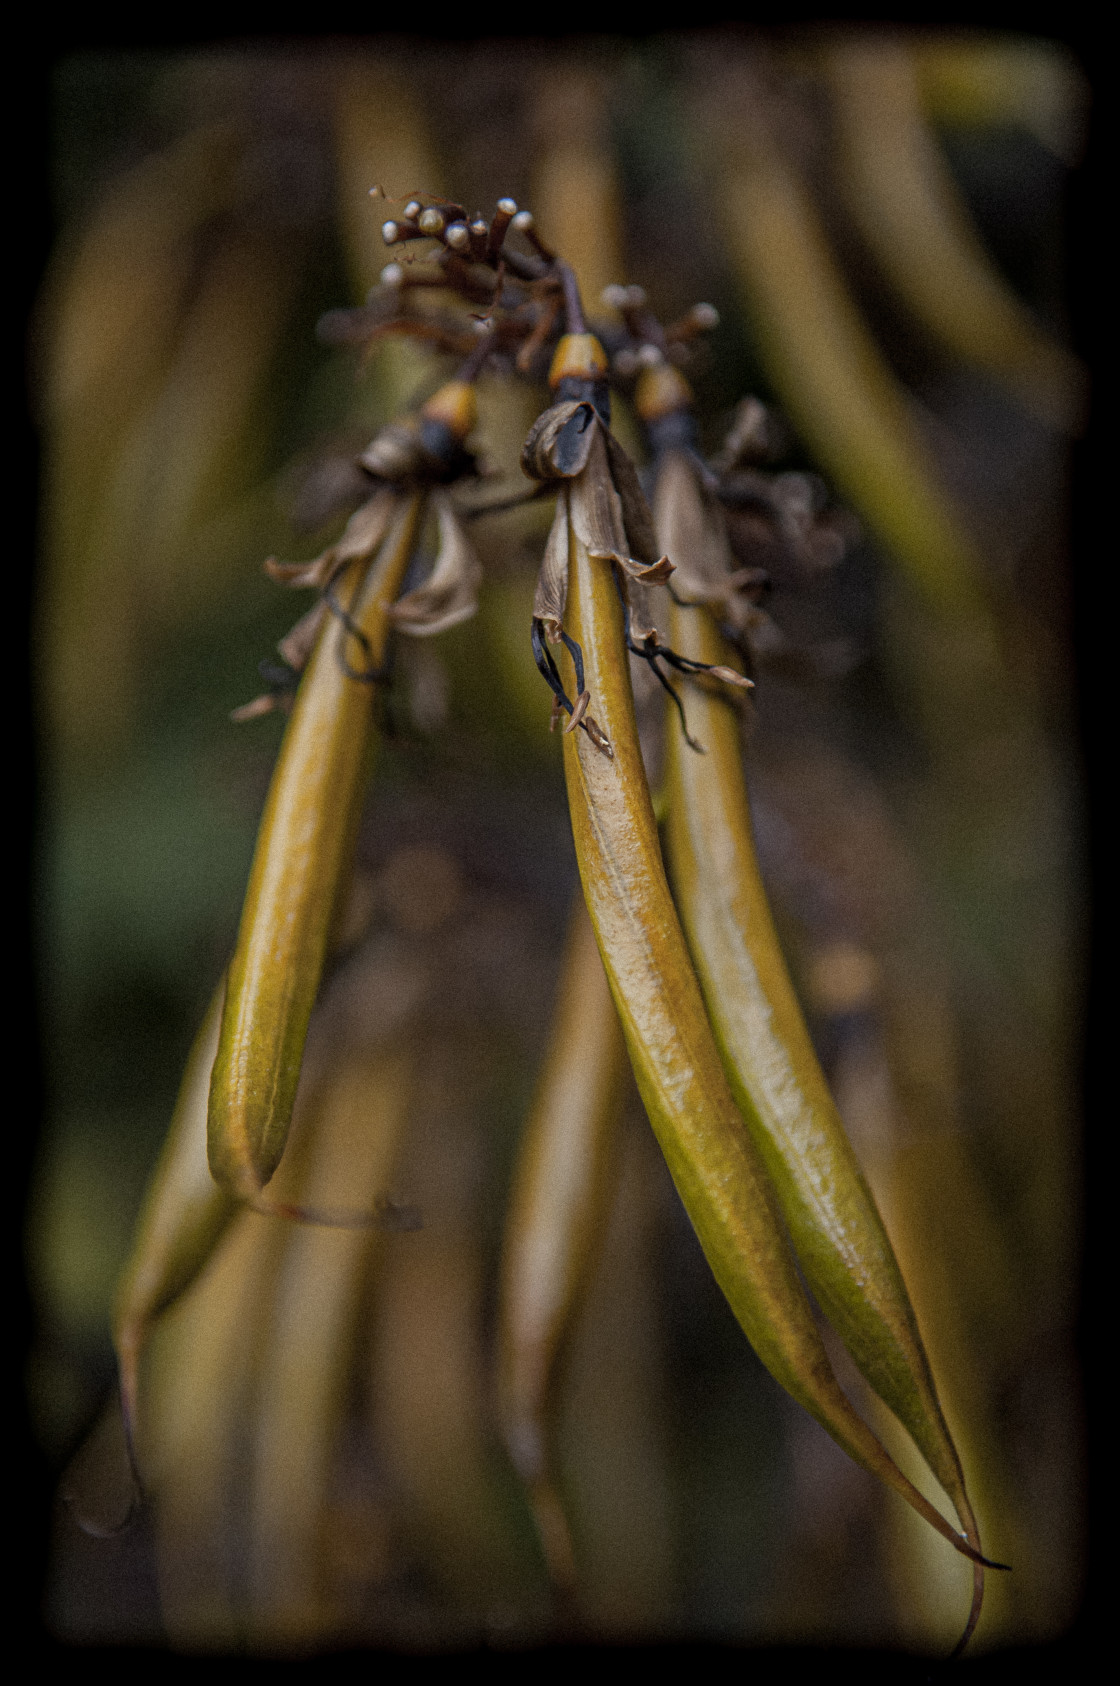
<box><xmin>610</xmin><ymin>299</ymin><xmax>857</xmax><ymax>677</ymax></box>
<box><xmin>232</xmin><ymin>373</ymin><xmax>485</xmax><ymax>721</ymax></box>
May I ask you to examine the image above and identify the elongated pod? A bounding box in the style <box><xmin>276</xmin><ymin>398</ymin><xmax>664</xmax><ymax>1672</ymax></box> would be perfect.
<box><xmin>711</xmin><ymin>86</ymin><xmax>984</xmax><ymax>614</ymax></box>
<box><xmin>497</xmin><ymin>892</ymin><xmax>628</xmax><ymax>1588</ymax></box>
<box><xmin>826</xmin><ymin>40</ymin><xmax>1083</xmax><ymax>431</ymax></box>
<box><xmin>112</xmin><ymin>978</ymin><xmax>237</xmax><ymax>1457</ymax></box>
<box><xmin>658</xmin><ymin>474</ymin><xmax>984</xmax><ymax>1638</ymax></box>
<box><xmin>557</xmin><ymin>509</ymin><xmax>990</xmax><ymax>1582</ymax></box>
<box><xmin>246</xmin><ymin>1046</ymin><xmax>415</xmax><ymax>1647</ymax></box>
<box><xmin>208</xmin><ymin>492</ymin><xmax>424</xmax><ymax>1200</ymax></box>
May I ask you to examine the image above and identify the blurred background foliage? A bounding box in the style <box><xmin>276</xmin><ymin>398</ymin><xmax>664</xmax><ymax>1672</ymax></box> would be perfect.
<box><xmin>30</xmin><ymin>30</ymin><xmax>1087</xmax><ymax>1653</ymax></box>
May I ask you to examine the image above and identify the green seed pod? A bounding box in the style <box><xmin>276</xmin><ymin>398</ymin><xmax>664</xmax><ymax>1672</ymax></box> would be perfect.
<box><xmin>556</xmin><ymin>499</ymin><xmax>991</xmax><ymax>1588</ymax></box>
<box><xmin>654</xmin><ymin>444</ymin><xmax>988</xmax><ymax>1645</ymax></box>
<box><xmin>112</xmin><ymin>978</ymin><xmax>238</xmax><ymax>1457</ymax></box>
<box><xmin>497</xmin><ymin>893</ymin><xmax>628</xmax><ymax>1589</ymax></box>
<box><xmin>208</xmin><ymin>491</ymin><xmax>424</xmax><ymax>1202</ymax></box>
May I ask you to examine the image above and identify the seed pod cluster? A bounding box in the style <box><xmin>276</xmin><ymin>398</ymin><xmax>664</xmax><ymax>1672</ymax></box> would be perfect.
<box><xmin>111</xmin><ymin>186</ymin><xmax>1004</xmax><ymax>1656</ymax></box>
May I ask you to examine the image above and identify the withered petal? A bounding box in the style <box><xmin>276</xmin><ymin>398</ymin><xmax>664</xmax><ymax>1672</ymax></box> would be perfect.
<box><xmin>230</xmin><ymin>693</ymin><xmax>285</xmax><ymax>722</ymax></box>
<box><xmin>532</xmin><ymin>491</ymin><xmax>571</xmax><ymax>634</ymax></box>
<box><xmin>568</xmin><ymin>427</ymin><xmax>629</xmax><ymax>559</ymax></box>
<box><xmin>265</xmin><ymin>487</ymin><xmax>398</xmax><ymax>593</ymax></box>
<box><xmin>264</xmin><ymin>555</ymin><xmax>336</xmax><ymax>590</ymax></box>
<box><xmin>655</xmin><ymin>449</ymin><xmax>737</xmax><ymax>604</ymax></box>
<box><xmin>521</xmin><ymin>401</ymin><xmax>597</xmax><ymax>481</ymax></box>
<box><xmin>389</xmin><ymin>489</ymin><xmax>482</xmax><ymax>636</ymax></box>
<box><xmin>603</xmin><ymin>428</ymin><xmax>660</xmax><ymax>564</ymax></box>
<box><xmin>277</xmin><ymin>599</ymin><xmax>329</xmax><ymax>671</ymax></box>
<box><xmin>589</xmin><ymin>549</ymin><xmax>675</xmax><ymax>585</ymax></box>
<box><xmin>565</xmin><ymin>690</ymin><xmax>591</xmax><ymax>733</ymax></box>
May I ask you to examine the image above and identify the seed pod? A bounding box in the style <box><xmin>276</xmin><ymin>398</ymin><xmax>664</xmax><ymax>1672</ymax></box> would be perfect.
<box><xmin>112</xmin><ymin>978</ymin><xmax>238</xmax><ymax>1460</ymax></box>
<box><xmin>246</xmin><ymin>1046</ymin><xmax>416</xmax><ymax>1646</ymax></box>
<box><xmin>497</xmin><ymin>893</ymin><xmax>628</xmax><ymax>1590</ymax></box>
<box><xmin>208</xmin><ymin>492</ymin><xmax>424</xmax><ymax>1202</ymax></box>
<box><xmin>556</xmin><ymin>506</ymin><xmax>993</xmax><ymax>1585</ymax></box>
<box><xmin>657</xmin><ymin>451</ymin><xmax>986</xmax><ymax>1645</ymax></box>
<box><xmin>711</xmin><ymin>82</ymin><xmax>985</xmax><ymax>613</ymax></box>
<box><xmin>825</xmin><ymin>39</ymin><xmax>1084</xmax><ymax>431</ymax></box>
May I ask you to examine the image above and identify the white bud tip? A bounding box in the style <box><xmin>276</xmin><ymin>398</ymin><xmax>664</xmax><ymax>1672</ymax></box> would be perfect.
<box><xmin>418</xmin><ymin>207</ymin><xmax>445</xmax><ymax>235</ymax></box>
<box><xmin>404</xmin><ymin>200</ymin><xmax>422</xmax><ymax>219</ymax></box>
<box><xmin>511</xmin><ymin>210</ymin><xmax>534</xmax><ymax>230</ymax></box>
<box><xmin>497</xmin><ymin>198</ymin><xmax>518</xmax><ymax>215</ymax></box>
<box><xmin>692</xmin><ymin>302</ymin><xmax>719</xmax><ymax>329</ymax></box>
<box><xmin>382</xmin><ymin>221</ymin><xmax>400</xmax><ymax>244</ymax></box>
<box><xmin>380</xmin><ymin>263</ymin><xmax>404</xmax><ymax>287</ymax></box>
<box><xmin>445</xmin><ymin>222</ymin><xmax>470</xmax><ymax>251</ymax></box>
<box><xmin>470</xmin><ymin>220</ymin><xmax>488</xmax><ymax>237</ymax></box>
<box><xmin>626</xmin><ymin>285</ymin><xmax>647</xmax><ymax>308</ymax></box>
<box><xmin>601</xmin><ymin>284</ymin><xmax>629</xmax><ymax>309</ymax></box>
<box><xmin>637</xmin><ymin>343</ymin><xmax>663</xmax><ymax>367</ymax></box>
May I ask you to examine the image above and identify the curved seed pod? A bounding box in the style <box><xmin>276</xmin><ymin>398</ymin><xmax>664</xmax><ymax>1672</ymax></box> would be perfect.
<box><xmin>141</xmin><ymin>1120</ymin><xmax>318</xmax><ymax>1645</ymax></box>
<box><xmin>709</xmin><ymin>82</ymin><xmax>985</xmax><ymax>613</ymax></box>
<box><xmin>208</xmin><ymin>491</ymin><xmax>425</xmax><ymax>1202</ymax></box>
<box><xmin>657</xmin><ymin>455</ymin><xmax>985</xmax><ymax>1642</ymax></box>
<box><xmin>246</xmin><ymin>1046</ymin><xmax>415</xmax><ymax>1648</ymax></box>
<box><xmin>825</xmin><ymin>40</ymin><xmax>1084</xmax><ymax>432</ymax></box>
<box><xmin>911</xmin><ymin>35</ymin><xmax>1087</xmax><ymax>164</ymax></box>
<box><xmin>531</xmin><ymin>67</ymin><xmax>625</xmax><ymax>319</ymax></box>
<box><xmin>497</xmin><ymin>892</ymin><xmax>628</xmax><ymax>1591</ymax></box>
<box><xmin>557</xmin><ymin>511</ymin><xmax>992</xmax><ymax>1584</ymax></box>
<box><xmin>112</xmin><ymin>870</ymin><xmax>387</xmax><ymax>1484</ymax></box>
<box><xmin>112</xmin><ymin>977</ymin><xmax>237</xmax><ymax>1468</ymax></box>
<box><xmin>368</xmin><ymin>1036</ymin><xmax>538</xmax><ymax>1624</ymax></box>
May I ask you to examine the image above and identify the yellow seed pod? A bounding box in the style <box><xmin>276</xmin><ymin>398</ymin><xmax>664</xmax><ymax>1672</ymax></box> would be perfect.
<box><xmin>497</xmin><ymin>892</ymin><xmax>628</xmax><ymax>1588</ymax></box>
<box><xmin>208</xmin><ymin>491</ymin><xmax>424</xmax><ymax>1203</ymax></box>
<box><xmin>658</xmin><ymin>519</ymin><xmax>986</xmax><ymax>1643</ymax></box>
<box><xmin>825</xmin><ymin>39</ymin><xmax>1084</xmax><ymax>432</ymax></box>
<box><xmin>245</xmin><ymin>1046</ymin><xmax>416</xmax><ymax>1647</ymax></box>
<box><xmin>555</xmin><ymin>500</ymin><xmax>992</xmax><ymax>1609</ymax></box>
<box><xmin>712</xmin><ymin>90</ymin><xmax>985</xmax><ymax>614</ymax></box>
<box><xmin>112</xmin><ymin>978</ymin><xmax>238</xmax><ymax>1456</ymax></box>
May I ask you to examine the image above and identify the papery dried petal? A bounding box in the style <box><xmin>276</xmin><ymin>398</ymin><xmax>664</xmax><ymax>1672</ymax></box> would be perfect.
<box><xmin>278</xmin><ymin>600</ymin><xmax>329</xmax><ymax>673</ymax></box>
<box><xmin>230</xmin><ymin>693</ymin><xmax>287</xmax><ymax>723</ymax></box>
<box><xmin>532</xmin><ymin>492</ymin><xmax>570</xmax><ymax>638</ymax></box>
<box><xmin>521</xmin><ymin>400</ymin><xmax>597</xmax><ymax>481</ymax></box>
<box><xmin>389</xmin><ymin>491</ymin><xmax>483</xmax><ymax>636</ymax></box>
<box><xmin>264</xmin><ymin>486</ymin><xmax>397</xmax><ymax>592</ymax></box>
<box><xmin>603</xmin><ymin>429</ymin><xmax>661</xmax><ymax>564</ymax></box>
